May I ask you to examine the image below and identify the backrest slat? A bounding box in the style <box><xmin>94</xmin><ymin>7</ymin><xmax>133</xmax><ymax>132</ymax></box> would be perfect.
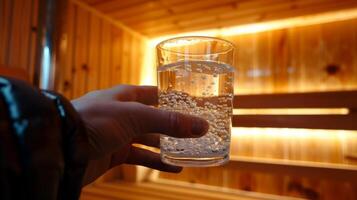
<box><xmin>234</xmin><ymin>91</ymin><xmax>357</xmax><ymax>109</ymax></box>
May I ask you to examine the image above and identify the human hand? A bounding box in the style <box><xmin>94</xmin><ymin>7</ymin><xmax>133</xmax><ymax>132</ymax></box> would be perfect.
<box><xmin>72</xmin><ymin>85</ymin><xmax>209</xmax><ymax>185</ymax></box>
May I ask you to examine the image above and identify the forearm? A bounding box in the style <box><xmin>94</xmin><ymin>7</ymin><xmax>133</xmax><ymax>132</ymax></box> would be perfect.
<box><xmin>0</xmin><ymin>76</ymin><xmax>89</xmax><ymax>200</ymax></box>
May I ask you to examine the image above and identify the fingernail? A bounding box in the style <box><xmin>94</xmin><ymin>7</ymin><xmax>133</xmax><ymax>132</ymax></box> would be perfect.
<box><xmin>191</xmin><ymin>117</ymin><xmax>209</xmax><ymax>136</ymax></box>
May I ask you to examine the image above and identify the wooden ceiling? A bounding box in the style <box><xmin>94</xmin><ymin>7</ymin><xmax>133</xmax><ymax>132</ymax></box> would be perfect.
<box><xmin>79</xmin><ymin>0</ymin><xmax>357</xmax><ymax>37</ymax></box>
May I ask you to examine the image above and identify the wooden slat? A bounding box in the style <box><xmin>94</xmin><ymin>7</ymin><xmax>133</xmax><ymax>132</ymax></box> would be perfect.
<box><xmin>19</xmin><ymin>0</ymin><xmax>32</xmax><ymax>71</ymax></box>
<box><xmin>140</xmin><ymin>0</ymin><xmax>357</xmax><ymax>36</ymax></box>
<box><xmin>60</xmin><ymin>2</ymin><xmax>76</xmax><ymax>98</ymax></box>
<box><xmin>232</xmin><ymin>114</ymin><xmax>357</xmax><ymax>130</ymax></box>
<box><xmin>8</xmin><ymin>0</ymin><xmax>22</xmax><ymax>68</ymax></box>
<box><xmin>80</xmin><ymin>0</ymin><xmax>357</xmax><ymax>37</ymax></box>
<box><xmin>28</xmin><ymin>0</ymin><xmax>39</xmax><ymax>83</ymax></box>
<box><xmin>109</xmin><ymin>0</ymin><xmax>162</xmax><ymax>18</ymax></box>
<box><xmin>0</xmin><ymin>0</ymin><xmax>39</xmax><ymax>84</ymax></box>
<box><xmin>99</xmin><ymin>21</ymin><xmax>112</xmax><ymax>89</ymax></box>
<box><xmin>0</xmin><ymin>65</ymin><xmax>29</xmax><ymax>81</ymax></box>
<box><xmin>81</xmin><ymin>181</ymin><xmax>298</xmax><ymax>200</ymax></box>
<box><xmin>86</xmin><ymin>13</ymin><xmax>101</xmax><ymax>92</ymax></box>
<box><xmin>72</xmin><ymin>5</ymin><xmax>90</xmax><ymax>98</ymax></box>
<box><xmin>130</xmin><ymin>0</ymin><xmax>284</xmax><ymax>29</ymax></box>
<box><xmin>55</xmin><ymin>1</ymin><xmax>147</xmax><ymax>98</ymax></box>
<box><xmin>233</xmin><ymin>91</ymin><xmax>357</xmax><ymax>108</ymax></box>
<box><xmin>0</xmin><ymin>0</ymin><xmax>11</xmax><ymax>64</ymax></box>
<box><xmin>120</xmin><ymin>8</ymin><xmax>171</xmax><ymax>25</ymax></box>
<box><xmin>91</xmin><ymin>0</ymin><xmax>149</xmax><ymax>13</ymax></box>
<box><xmin>229</xmin><ymin>156</ymin><xmax>357</xmax><ymax>183</ymax></box>
<box><xmin>110</xmin><ymin>25</ymin><xmax>122</xmax><ymax>85</ymax></box>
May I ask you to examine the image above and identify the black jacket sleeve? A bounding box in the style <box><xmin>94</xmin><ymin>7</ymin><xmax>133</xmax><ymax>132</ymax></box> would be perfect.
<box><xmin>0</xmin><ymin>76</ymin><xmax>89</xmax><ymax>200</ymax></box>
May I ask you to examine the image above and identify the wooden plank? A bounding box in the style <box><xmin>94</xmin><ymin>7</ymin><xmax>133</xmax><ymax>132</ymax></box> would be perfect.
<box><xmin>129</xmin><ymin>36</ymin><xmax>139</xmax><ymax>84</ymax></box>
<box><xmin>28</xmin><ymin>0</ymin><xmax>39</xmax><ymax>83</ymax></box>
<box><xmin>141</xmin><ymin>0</ymin><xmax>357</xmax><ymax>36</ymax></box>
<box><xmin>99</xmin><ymin>20</ymin><xmax>112</xmax><ymax>89</ymax></box>
<box><xmin>232</xmin><ymin>114</ymin><xmax>357</xmax><ymax>130</ymax></box>
<box><xmin>228</xmin><ymin>156</ymin><xmax>357</xmax><ymax>183</ymax></box>
<box><xmin>19</xmin><ymin>0</ymin><xmax>32</xmax><ymax>71</ymax></box>
<box><xmin>120</xmin><ymin>9</ymin><xmax>171</xmax><ymax>25</ymax></box>
<box><xmin>81</xmin><ymin>180</ymin><xmax>292</xmax><ymax>200</ymax></box>
<box><xmin>0</xmin><ymin>0</ymin><xmax>8</xmax><ymax>64</ymax></box>
<box><xmin>286</xmin><ymin>27</ymin><xmax>301</xmax><ymax>92</ymax></box>
<box><xmin>72</xmin><ymin>0</ymin><xmax>146</xmax><ymax>44</ymax></box>
<box><xmin>233</xmin><ymin>91</ymin><xmax>357</xmax><ymax>108</ymax></box>
<box><xmin>354</xmin><ymin>19</ymin><xmax>357</xmax><ymax>86</ymax></box>
<box><xmin>72</xmin><ymin>5</ymin><xmax>89</xmax><ymax>98</ymax></box>
<box><xmin>61</xmin><ymin>2</ymin><xmax>76</xmax><ymax>98</ymax></box>
<box><xmin>109</xmin><ymin>0</ymin><xmax>162</xmax><ymax>19</ymax></box>
<box><xmin>92</xmin><ymin>0</ymin><xmax>149</xmax><ymax>13</ymax></box>
<box><xmin>110</xmin><ymin>25</ymin><xmax>122</xmax><ymax>85</ymax></box>
<box><xmin>130</xmin><ymin>0</ymin><xmax>285</xmax><ymax>29</ymax></box>
<box><xmin>0</xmin><ymin>65</ymin><xmax>29</xmax><ymax>81</ymax></box>
<box><xmin>8</xmin><ymin>0</ymin><xmax>22</xmax><ymax>68</ymax></box>
<box><xmin>120</xmin><ymin>31</ymin><xmax>130</xmax><ymax>84</ymax></box>
<box><xmin>87</xmin><ymin>13</ymin><xmax>101</xmax><ymax>92</ymax></box>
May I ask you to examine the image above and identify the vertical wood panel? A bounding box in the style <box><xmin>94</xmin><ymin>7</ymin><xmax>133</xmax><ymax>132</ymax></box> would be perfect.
<box><xmin>60</xmin><ymin>2</ymin><xmax>76</xmax><ymax>98</ymax></box>
<box><xmin>110</xmin><ymin>26</ymin><xmax>122</xmax><ymax>85</ymax></box>
<box><xmin>28</xmin><ymin>0</ymin><xmax>39</xmax><ymax>83</ymax></box>
<box><xmin>72</xmin><ymin>6</ymin><xmax>90</xmax><ymax>98</ymax></box>
<box><xmin>56</xmin><ymin>1</ymin><xmax>146</xmax><ymax>98</ymax></box>
<box><xmin>19</xmin><ymin>0</ymin><xmax>32</xmax><ymax>70</ymax></box>
<box><xmin>8</xmin><ymin>0</ymin><xmax>22</xmax><ymax>68</ymax></box>
<box><xmin>99</xmin><ymin>21</ymin><xmax>112</xmax><ymax>89</ymax></box>
<box><xmin>87</xmin><ymin>13</ymin><xmax>101</xmax><ymax>92</ymax></box>
<box><xmin>0</xmin><ymin>0</ymin><xmax>38</xmax><ymax>82</ymax></box>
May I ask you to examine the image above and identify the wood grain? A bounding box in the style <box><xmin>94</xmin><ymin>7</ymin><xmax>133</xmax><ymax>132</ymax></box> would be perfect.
<box><xmin>80</xmin><ymin>0</ymin><xmax>357</xmax><ymax>37</ymax></box>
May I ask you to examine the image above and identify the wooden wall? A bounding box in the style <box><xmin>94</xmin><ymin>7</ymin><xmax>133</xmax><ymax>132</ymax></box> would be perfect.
<box><xmin>56</xmin><ymin>1</ymin><xmax>147</xmax><ymax>99</ymax></box>
<box><xmin>159</xmin><ymin>18</ymin><xmax>357</xmax><ymax>200</ymax></box>
<box><xmin>0</xmin><ymin>0</ymin><xmax>39</xmax><ymax>82</ymax></box>
<box><xmin>226</xmin><ymin>18</ymin><xmax>357</xmax><ymax>94</ymax></box>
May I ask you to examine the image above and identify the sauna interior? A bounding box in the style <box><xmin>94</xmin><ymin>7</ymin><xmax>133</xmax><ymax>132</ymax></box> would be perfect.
<box><xmin>1</xmin><ymin>0</ymin><xmax>357</xmax><ymax>199</ymax></box>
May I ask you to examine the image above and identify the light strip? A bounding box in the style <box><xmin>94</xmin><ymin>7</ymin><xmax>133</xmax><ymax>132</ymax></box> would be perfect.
<box><xmin>141</xmin><ymin>8</ymin><xmax>357</xmax><ymax>85</ymax></box>
<box><xmin>233</xmin><ymin>108</ymin><xmax>349</xmax><ymax>115</ymax></box>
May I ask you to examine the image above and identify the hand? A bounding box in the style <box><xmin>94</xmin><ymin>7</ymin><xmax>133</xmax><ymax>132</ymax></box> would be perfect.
<box><xmin>72</xmin><ymin>85</ymin><xmax>209</xmax><ymax>185</ymax></box>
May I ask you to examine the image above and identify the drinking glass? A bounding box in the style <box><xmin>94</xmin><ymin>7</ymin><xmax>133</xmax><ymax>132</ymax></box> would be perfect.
<box><xmin>157</xmin><ymin>36</ymin><xmax>235</xmax><ymax>167</ymax></box>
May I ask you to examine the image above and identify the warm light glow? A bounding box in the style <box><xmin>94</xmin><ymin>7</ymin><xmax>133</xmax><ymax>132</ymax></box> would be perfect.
<box><xmin>140</xmin><ymin>8</ymin><xmax>357</xmax><ymax>86</ymax></box>
<box><xmin>233</xmin><ymin>108</ymin><xmax>349</xmax><ymax>115</ymax></box>
<box><xmin>140</xmin><ymin>42</ymin><xmax>156</xmax><ymax>85</ymax></box>
<box><xmin>139</xmin><ymin>8</ymin><xmax>357</xmax><ymax>147</ymax></box>
<box><xmin>231</xmin><ymin>127</ymin><xmax>355</xmax><ymax>138</ymax></box>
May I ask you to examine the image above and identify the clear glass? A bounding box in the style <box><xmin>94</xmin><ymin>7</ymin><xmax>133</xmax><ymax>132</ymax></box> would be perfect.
<box><xmin>157</xmin><ymin>36</ymin><xmax>235</xmax><ymax>167</ymax></box>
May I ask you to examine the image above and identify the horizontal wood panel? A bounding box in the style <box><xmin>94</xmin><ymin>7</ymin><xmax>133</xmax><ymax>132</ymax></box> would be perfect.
<box><xmin>81</xmin><ymin>181</ymin><xmax>293</xmax><ymax>200</ymax></box>
<box><xmin>79</xmin><ymin>0</ymin><xmax>357</xmax><ymax>36</ymax></box>
<box><xmin>233</xmin><ymin>91</ymin><xmax>357</xmax><ymax>108</ymax></box>
<box><xmin>232</xmin><ymin>115</ymin><xmax>357</xmax><ymax>130</ymax></box>
<box><xmin>228</xmin><ymin>156</ymin><xmax>357</xmax><ymax>183</ymax></box>
<box><xmin>0</xmin><ymin>65</ymin><xmax>29</xmax><ymax>81</ymax></box>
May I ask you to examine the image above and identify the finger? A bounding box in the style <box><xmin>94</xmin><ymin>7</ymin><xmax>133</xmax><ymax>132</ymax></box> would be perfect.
<box><xmin>125</xmin><ymin>102</ymin><xmax>209</xmax><ymax>138</ymax></box>
<box><xmin>110</xmin><ymin>85</ymin><xmax>158</xmax><ymax>105</ymax></box>
<box><xmin>125</xmin><ymin>146</ymin><xmax>182</xmax><ymax>173</ymax></box>
<box><xmin>133</xmin><ymin>134</ymin><xmax>160</xmax><ymax>148</ymax></box>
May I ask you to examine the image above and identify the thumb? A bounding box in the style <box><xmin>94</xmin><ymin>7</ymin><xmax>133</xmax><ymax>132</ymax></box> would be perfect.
<box><xmin>126</xmin><ymin>102</ymin><xmax>209</xmax><ymax>138</ymax></box>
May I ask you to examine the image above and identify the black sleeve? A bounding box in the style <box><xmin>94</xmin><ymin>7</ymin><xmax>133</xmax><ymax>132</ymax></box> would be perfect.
<box><xmin>0</xmin><ymin>76</ymin><xmax>89</xmax><ymax>200</ymax></box>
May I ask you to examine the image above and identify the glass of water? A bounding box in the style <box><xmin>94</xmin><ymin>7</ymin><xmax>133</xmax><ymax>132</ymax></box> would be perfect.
<box><xmin>157</xmin><ymin>36</ymin><xmax>235</xmax><ymax>167</ymax></box>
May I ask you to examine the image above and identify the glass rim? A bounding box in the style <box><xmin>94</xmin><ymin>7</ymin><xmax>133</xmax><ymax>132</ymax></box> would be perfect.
<box><xmin>156</xmin><ymin>36</ymin><xmax>235</xmax><ymax>56</ymax></box>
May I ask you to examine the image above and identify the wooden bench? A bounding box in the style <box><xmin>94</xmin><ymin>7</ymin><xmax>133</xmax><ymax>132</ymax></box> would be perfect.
<box><xmin>230</xmin><ymin>91</ymin><xmax>357</xmax><ymax>183</ymax></box>
<box><xmin>233</xmin><ymin>91</ymin><xmax>357</xmax><ymax>130</ymax></box>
